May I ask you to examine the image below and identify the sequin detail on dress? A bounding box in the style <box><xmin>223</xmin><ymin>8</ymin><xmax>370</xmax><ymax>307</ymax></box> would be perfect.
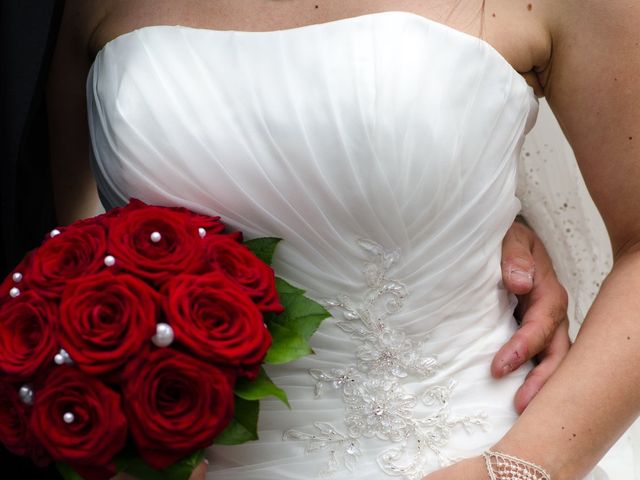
<box><xmin>283</xmin><ymin>239</ymin><xmax>489</xmax><ymax>479</ymax></box>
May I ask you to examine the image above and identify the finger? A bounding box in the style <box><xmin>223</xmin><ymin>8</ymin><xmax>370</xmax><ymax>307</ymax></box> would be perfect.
<box><xmin>492</xmin><ymin>262</ymin><xmax>569</xmax><ymax>376</ymax></box>
<box><xmin>514</xmin><ymin>320</ymin><xmax>570</xmax><ymax>413</ymax></box>
<box><xmin>189</xmin><ymin>460</ymin><xmax>208</xmax><ymax>480</ymax></box>
<box><xmin>491</xmin><ymin>290</ymin><xmax>567</xmax><ymax>377</ymax></box>
<box><xmin>501</xmin><ymin>222</ymin><xmax>536</xmax><ymax>295</ymax></box>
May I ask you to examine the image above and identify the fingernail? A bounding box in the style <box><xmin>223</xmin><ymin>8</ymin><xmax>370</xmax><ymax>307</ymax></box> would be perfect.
<box><xmin>508</xmin><ymin>269</ymin><xmax>533</xmax><ymax>287</ymax></box>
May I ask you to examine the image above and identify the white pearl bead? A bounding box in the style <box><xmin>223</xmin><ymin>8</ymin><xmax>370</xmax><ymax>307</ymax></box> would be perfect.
<box><xmin>9</xmin><ymin>287</ymin><xmax>20</xmax><ymax>298</ymax></box>
<box><xmin>50</xmin><ymin>229</ymin><xmax>61</xmax><ymax>238</ymax></box>
<box><xmin>63</xmin><ymin>412</ymin><xmax>75</xmax><ymax>424</ymax></box>
<box><xmin>12</xmin><ymin>272</ymin><xmax>22</xmax><ymax>283</ymax></box>
<box><xmin>150</xmin><ymin>231</ymin><xmax>162</xmax><ymax>243</ymax></box>
<box><xmin>152</xmin><ymin>323</ymin><xmax>174</xmax><ymax>347</ymax></box>
<box><xmin>198</xmin><ymin>227</ymin><xmax>206</xmax><ymax>238</ymax></box>
<box><xmin>104</xmin><ymin>255</ymin><xmax>116</xmax><ymax>267</ymax></box>
<box><xmin>54</xmin><ymin>349</ymin><xmax>72</xmax><ymax>365</ymax></box>
<box><xmin>19</xmin><ymin>385</ymin><xmax>34</xmax><ymax>405</ymax></box>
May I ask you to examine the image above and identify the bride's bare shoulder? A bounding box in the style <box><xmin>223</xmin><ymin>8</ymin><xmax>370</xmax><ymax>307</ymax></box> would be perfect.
<box><xmin>56</xmin><ymin>0</ymin><xmax>109</xmax><ymax>62</ymax></box>
<box><xmin>79</xmin><ymin>0</ymin><xmax>224</xmax><ymax>59</ymax></box>
<box><xmin>63</xmin><ymin>0</ymin><xmax>194</xmax><ymax>60</ymax></box>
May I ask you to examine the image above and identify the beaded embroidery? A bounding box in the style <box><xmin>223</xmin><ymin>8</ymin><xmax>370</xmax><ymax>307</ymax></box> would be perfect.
<box><xmin>283</xmin><ymin>239</ymin><xmax>488</xmax><ymax>479</ymax></box>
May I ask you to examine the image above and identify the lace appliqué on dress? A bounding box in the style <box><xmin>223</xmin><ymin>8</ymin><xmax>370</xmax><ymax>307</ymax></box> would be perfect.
<box><xmin>283</xmin><ymin>239</ymin><xmax>489</xmax><ymax>479</ymax></box>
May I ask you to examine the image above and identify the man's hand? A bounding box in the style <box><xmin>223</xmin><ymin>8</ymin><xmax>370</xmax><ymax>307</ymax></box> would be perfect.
<box><xmin>496</xmin><ymin>219</ymin><xmax>571</xmax><ymax>414</ymax></box>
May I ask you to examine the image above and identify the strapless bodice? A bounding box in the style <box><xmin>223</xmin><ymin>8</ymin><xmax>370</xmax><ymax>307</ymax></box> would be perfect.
<box><xmin>88</xmin><ymin>9</ymin><xmax>537</xmax><ymax>329</ymax></box>
<box><xmin>86</xmin><ymin>11</ymin><xmax>549</xmax><ymax>479</ymax></box>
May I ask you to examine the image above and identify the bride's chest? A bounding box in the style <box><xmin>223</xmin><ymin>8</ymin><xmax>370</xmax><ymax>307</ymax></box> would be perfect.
<box><xmin>88</xmin><ymin>13</ymin><xmax>537</xmax><ymax>230</ymax></box>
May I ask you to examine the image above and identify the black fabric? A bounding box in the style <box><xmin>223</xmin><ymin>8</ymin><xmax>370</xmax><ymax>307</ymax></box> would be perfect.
<box><xmin>0</xmin><ymin>0</ymin><xmax>62</xmax><ymax>277</ymax></box>
<box><xmin>0</xmin><ymin>1</ymin><xmax>64</xmax><ymax>478</ymax></box>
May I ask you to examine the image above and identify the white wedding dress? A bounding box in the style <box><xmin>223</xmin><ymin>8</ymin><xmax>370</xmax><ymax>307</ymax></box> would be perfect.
<box><xmin>86</xmin><ymin>11</ymin><xmax>635</xmax><ymax>479</ymax></box>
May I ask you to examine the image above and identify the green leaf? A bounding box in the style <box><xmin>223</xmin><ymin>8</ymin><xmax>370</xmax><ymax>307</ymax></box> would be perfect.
<box><xmin>264</xmin><ymin>322</ymin><xmax>312</xmax><ymax>364</ymax></box>
<box><xmin>114</xmin><ymin>450</ymin><xmax>205</xmax><ymax>480</ymax></box>
<box><xmin>235</xmin><ymin>367</ymin><xmax>290</xmax><ymax>407</ymax></box>
<box><xmin>264</xmin><ymin>277</ymin><xmax>330</xmax><ymax>364</ymax></box>
<box><xmin>274</xmin><ymin>276</ymin><xmax>305</xmax><ymax>297</ymax></box>
<box><xmin>214</xmin><ymin>397</ymin><xmax>259</xmax><ymax>445</ymax></box>
<box><xmin>56</xmin><ymin>464</ymin><xmax>84</xmax><ymax>480</ymax></box>
<box><xmin>273</xmin><ymin>278</ymin><xmax>330</xmax><ymax>341</ymax></box>
<box><xmin>244</xmin><ymin>237</ymin><xmax>281</xmax><ymax>265</ymax></box>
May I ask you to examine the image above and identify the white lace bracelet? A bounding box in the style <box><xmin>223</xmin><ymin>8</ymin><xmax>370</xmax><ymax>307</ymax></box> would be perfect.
<box><xmin>483</xmin><ymin>450</ymin><xmax>551</xmax><ymax>480</ymax></box>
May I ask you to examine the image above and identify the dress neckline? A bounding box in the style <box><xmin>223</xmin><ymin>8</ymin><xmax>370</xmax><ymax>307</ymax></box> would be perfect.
<box><xmin>93</xmin><ymin>10</ymin><xmax>535</xmax><ymax>98</ymax></box>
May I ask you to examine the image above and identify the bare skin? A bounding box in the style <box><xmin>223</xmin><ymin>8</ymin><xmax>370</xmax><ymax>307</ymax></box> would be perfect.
<box><xmin>48</xmin><ymin>1</ymin><xmax>601</xmax><ymax>479</ymax></box>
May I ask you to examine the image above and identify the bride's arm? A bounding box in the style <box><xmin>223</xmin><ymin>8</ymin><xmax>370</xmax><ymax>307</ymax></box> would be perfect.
<box><xmin>426</xmin><ymin>0</ymin><xmax>640</xmax><ymax>478</ymax></box>
<box><xmin>496</xmin><ymin>0</ymin><xmax>640</xmax><ymax>476</ymax></box>
<box><xmin>47</xmin><ymin>0</ymin><xmax>102</xmax><ymax>224</ymax></box>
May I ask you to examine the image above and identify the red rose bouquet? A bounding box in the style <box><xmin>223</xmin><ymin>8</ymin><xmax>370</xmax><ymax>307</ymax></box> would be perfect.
<box><xmin>0</xmin><ymin>199</ymin><xmax>329</xmax><ymax>480</ymax></box>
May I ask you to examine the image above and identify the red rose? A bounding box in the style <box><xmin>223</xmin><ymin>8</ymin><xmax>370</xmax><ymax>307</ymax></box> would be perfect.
<box><xmin>0</xmin><ymin>253</ymin><xmax>34</xmax><ymax>309</ymax></box>
<box><xmin>107</xmin><ymin>203</ymin><xmax>208</xmax><ymax>285</ymax></box>
<box><xmin>1</xmin><ymin>254</ymin><xmax>32</xmax><ymax>291</ymax></box>
<box><xmin>30</xmin><ymin>367</ymin><xmax>127</xmax><ymax>479</ymax></box>
<box><xmin>122</xmin><ymin>349</ymin><xmax>234</xmax><ymax>469</ymax></box>
<box><xmin>0</xmin><ymin>291</ymin><xmax>58</xmax><ymax>381</ymax></box>
<box><xmin>59</xmin><ymin>272</ymin><xmax>158</xmax><ymax>376</ymax></box>
<box><xmin>0</xmin><ymin>382</ymin><xmax>29</xmax><ymax>456</ymax></box>
<box><xmin>27</xmin><ymin>441</ymin><xmax>52</xmax><ymax>468</ymax></box>
<box><xmin>0</xmin><ymin>383</ymin><xmax>51</xmax><ymax>467</ymax></box>
<box><xmin>204</xmin><ymin>235</ymin><xmax>284</xmax><ymax>314</ymax></box>
<box><xmin>121</xmin><ymin>199</ymin><xmax>226</xmax><ymax>235</ymax></box>
<box><xmin>161</xmin><ymin>204</ymin><xmax>226</xmax><ymax>236</ymax></box>
<box><xmin>164</xmin><ymin>272</ymin><xmax>271</xmax><ymax>378</ymax></box>
<box><xmin>28</xmin><ymin>223</ymin><xmax>108</xmax><ymax>299</ymax></box>
<box><xmin>33</xmin><ymin>218</ymin><xmax>106</xmax><ymax>246</ymax></box>
<box><xmin>186</xmin><ymin>211</ymin><xmax>226</xmax><ymax>235</ymax></box>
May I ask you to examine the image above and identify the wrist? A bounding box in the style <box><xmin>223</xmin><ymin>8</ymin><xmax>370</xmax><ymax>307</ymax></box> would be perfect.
<box><xmin>490</xmin><ymin>440</ymin><xmax>571</xmax><ymax>480</ymax></box>
<box><xmin>483</xmin><ymin>450</ymin><xmax>551</xmax><ymax>480</ymax></box>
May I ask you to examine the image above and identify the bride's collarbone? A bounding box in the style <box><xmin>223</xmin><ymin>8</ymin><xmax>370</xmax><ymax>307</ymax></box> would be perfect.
<box><xmin>86</xmin><ymin>0</ymin><xmax>551</xmax><ymax>85</ymax></box>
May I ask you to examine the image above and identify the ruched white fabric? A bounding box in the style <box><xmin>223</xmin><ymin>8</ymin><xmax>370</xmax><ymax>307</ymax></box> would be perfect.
<box><xmin>86</xmin><ymin>11</ymin><xmax>615</xmax><ymax>479</ymax></box>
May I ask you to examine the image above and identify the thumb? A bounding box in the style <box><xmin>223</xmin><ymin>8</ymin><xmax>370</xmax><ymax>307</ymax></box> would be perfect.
<box><xmin>501</xmin><ymin>222</ymin><xmax>535</xmax><ymax>294</ymax></box>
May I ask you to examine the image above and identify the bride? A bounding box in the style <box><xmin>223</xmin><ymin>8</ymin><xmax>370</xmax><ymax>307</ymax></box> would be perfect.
<box><xmin>46</xmin><ymin>1</ymin><xmax>638</xmax><ymax>479</ymax></box>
